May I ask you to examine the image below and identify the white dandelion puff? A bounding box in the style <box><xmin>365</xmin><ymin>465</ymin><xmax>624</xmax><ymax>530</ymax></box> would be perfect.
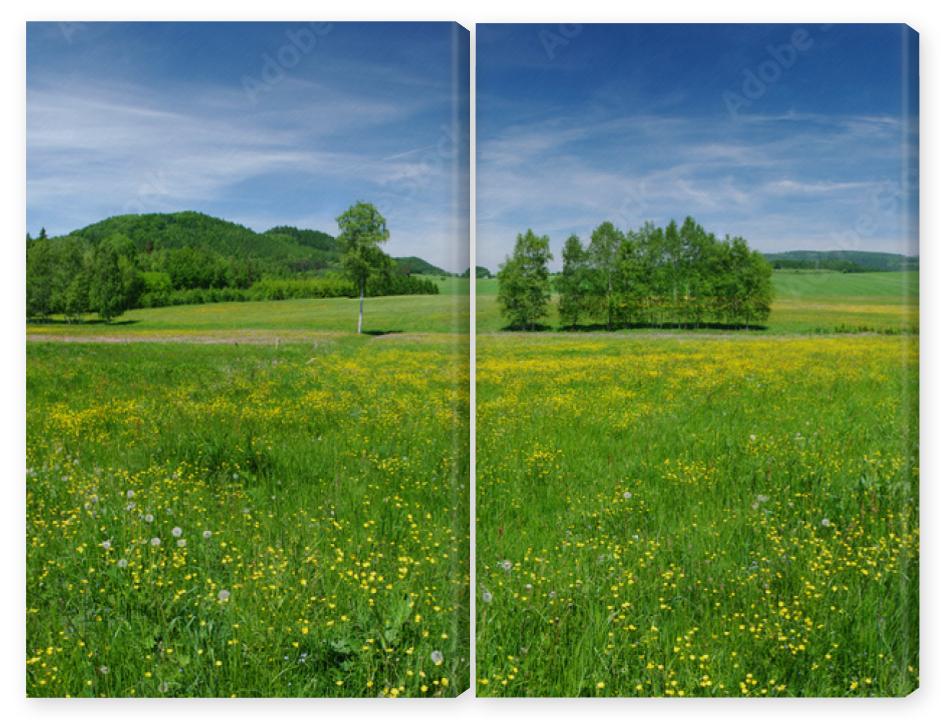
<box><xmin>623</xmin><ymin>491</ymin><xmax>633</xmax><ymax>500</ymax></box>
<box><xmin>176</xmin><ymin>539</ymin><xmax>187</xmax><ymax>548</ymax></box>
<box><xmin>821</xmin><ymin>518</ymin><xmax>831</xmax><ymax>527</ymax></box>
<box><xmin>498</xmin><ymin>559</ymin><xmax>513</xmax><ymax>572</ymax></box>
<box><xmin>430</xmin><ymin>650</ymin><xmax>444</xmax><ymax>666</ymax></box>
<box><xmin>218</xmin><ymin>589</ymin><xmax>231</xmax><ymax>602</ymax></box>
<box><xmin>117</xmin><ymin>559</ymin><xmax>128</xmax><ymax>568</ymax></box>
<box><xmin>144</xmin><ymin>513</ymin><xmax>154</xmax><ymax>523</ymax></box>
<box><xmin>202</xmin><ymin>530</ymin><xmax>212</xmax><ymax>539</ymax></box>
<box><xmin>481</xmin><ymin>590</ymin><xmax>493</xmax><ymax>603</ymax></box>
<box><xmin>126</xmin><ymin>490</ymin><xmax>135</xmax><ymax>499</ymax></box>
<box><xmin>150</xmin><ymin>537</ymin><xmax>161</xmax><ymax>547</ymax></box>
<box><xmin>171</xmin><ymin>527</ymin><xmax>182</xmax><ymax>538</ymax></box>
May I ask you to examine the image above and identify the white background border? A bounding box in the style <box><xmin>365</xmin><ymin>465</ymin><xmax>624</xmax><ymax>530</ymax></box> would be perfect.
<box><xmin>2</xmin><ymin>2</ymin><xmax>946</xmax><ymax>723</ymax></box>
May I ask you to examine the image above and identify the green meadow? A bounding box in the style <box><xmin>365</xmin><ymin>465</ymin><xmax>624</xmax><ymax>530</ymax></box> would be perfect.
<box><xmin>476</xmin><ymin>270</ymin><xmax>918</xmax><ymax>335</ymax></box>
<box><xmin>27</xmin><ymin>287</ymin><xmax>469</xmax><ymax>697</ymax></box>
<box><xmin>476</xmin><ymin>270</ymin><xmax>919</xmax><ymax>697</ymax></box>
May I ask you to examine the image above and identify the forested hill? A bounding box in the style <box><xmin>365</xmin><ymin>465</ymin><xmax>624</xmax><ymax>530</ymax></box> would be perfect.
<box><xmin>26</xmin><ymin>210</ymin><xmax>449</xmax><ymax>320</ymax></box>
<box><xmin>44</xmin><ymin>211</ymin><xmax>449</xmax><ymax>276</ymax></box>
<box><xmin>765</xmin><ymin>250</ymin><xmax>919</xmax><ymax>272</ymax></box>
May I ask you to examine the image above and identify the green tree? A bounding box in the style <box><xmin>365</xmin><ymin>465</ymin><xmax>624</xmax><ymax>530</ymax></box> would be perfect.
<box><xmin>336</xmin><ymin>202</ymin><xmax>391</xmax><ymax>334</ymax></box>
<box><xmin>588</xmin><ymin>221</ymin><xmax>623</xmax><ymax>328</ymax></box>
<box><xmin>26</xmin><ymin>237</ymin><xmax>55</xmax><ymax>319</ymax></box>
<box><xmin>497</xmin><ymin>229</ymin><xmax>552</xmax><ymax>330</ymax></box>
<box><xmin>88</xmin><ymin>244</ymin><xmax>125</xmax><ymax>322</ymax></box>
<box><xmin>556</xmin><ymin>234</ymin><xmax>588</xmax><ymax>328</ymax></box>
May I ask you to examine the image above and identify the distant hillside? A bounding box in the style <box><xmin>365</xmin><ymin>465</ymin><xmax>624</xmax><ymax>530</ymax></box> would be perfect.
<box><xmin>465</xmin><ymin>266</ymin><xmax>492</xmax><ymax>279</ymax></box>
<box><xmin>47</xmin><ymin>211</ymin><xmax>447</xmax><ymax>276</ymax></box>
<box><xmin>393</xmin><ymin>256</ymin><xmax>450</xmax><ymax>276</ymax></box>
<box><xmin>27</xmin><ymin>211</ymin><xmax>444</xmax><ymax>318</ymax></box>
<box><xmin>765</xmin><ymin>250</ymin><xmax>918</xmax><ymax>273</ymax></box>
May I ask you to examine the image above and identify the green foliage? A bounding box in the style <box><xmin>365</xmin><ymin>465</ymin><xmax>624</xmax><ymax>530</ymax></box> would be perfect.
<box><xmin>497</xmin><ymin>229</ymin><xmax>553</xmax><ymax>330</ymax></box>
<box><xmin>394</xmin><ymin>256</ymin><xmax>450</xmax><ymax>276</ymax></box>
<box><xmin>26</xmin><ymin>209</ymin><xmax>443</xmax><ymax>319</ymax></box>
<box><xmin>555</xmin><ymin>234</ymin><xmax>589</xmax><ymax>328</ymax></box>
<box><xmin>88</xmin><ymin>244</ymin><xmax>126</xmax><ymax>322</ymax></box>
<box><xmin>553</xmin><ymin>217</ymin><xmax>774</xmax><ymax>329</ymax></box>
<box><xmin>766</xmin><ymin>250</ymin><xmax>918</xmax><ymax>273</ymax></box>
<box><xmin>336</xmin><ymin>202</ymin><xmax>391</xmax><ymax>293</ymax></box>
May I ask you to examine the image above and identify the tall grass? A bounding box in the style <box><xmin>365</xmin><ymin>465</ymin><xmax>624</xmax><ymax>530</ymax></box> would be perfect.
<box><xmin>27</xmin><ymin>336</ymin><xmax>468</xmax><ymax>697</ymax></box>
<box><xmin>476</xmin><ymin>334</ymin><xmax>918</xmax><ymax>697</ymax></box>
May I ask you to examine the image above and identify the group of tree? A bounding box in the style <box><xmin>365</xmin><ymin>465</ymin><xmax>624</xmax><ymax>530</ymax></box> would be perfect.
<box><xmin>497</xmin><ymin>217</ymin><xmax>774</xmax><ymax>330</ymax></box>
<box><xmin>27</xmin><ymin>233</ymin><xmax>143</xmax><ymax>321</ymax></box>
<box><xmin>26</xmin><ymin>204</ymin><xmax>438</xmax><ymax>323</ymax></box>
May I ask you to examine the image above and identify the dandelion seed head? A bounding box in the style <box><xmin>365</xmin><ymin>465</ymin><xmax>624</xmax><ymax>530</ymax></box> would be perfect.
<box><xmin>144</xmin><ymin>513</ymin><xmax>154</xmax><ymax>523</ymax></box>
<box><xmin>117</xmin><ymin>558</ymin><xmax>128</xmax><ymax>568</ymax></box>
<box><xmin>202</xmin><ymin>530</ymin><xmax>212</xmax><ymax>539</ymax></box>
<box><xmin>623</xmin><ymin>491</ymin><xmax>633</xmax><ymax>500</ymax></box>
<box><xmin>150</xmin><ymin>537</ymin><xmax>161</xmax><ymax>547</ymax></box>
<box><xmin>171</xmin><ymin>527</ymin><xmax>182</xmax><ymax>538</ymax></box>
<box><xmin>101</xmin><ymin>540</ymin><xmax>111</xmax><ymax>550</ymax></box>
<box><xmin>430</xmin><ymin>650</ymin><xmax>444</xmax><ymax>666</ymax></box>
<box><xmin>498</xmin><ymin>559</ymin><xmax>513</xmax><ymax>572</ymax></box>
<box><xmin>218</xmin><ymin>589</ymin><xmax>231</xmax><ymax>602</ymax></box>
<box><xmin>176</xmin><ymin>539</ymin><xmax>187</xmax><ymax>548</ymax></box>
<box><xmin>821</xmin><ymin>518</ymin><xmax>831</xmax><ymax>527</ymax></box>
<box><xmin>481</xmin><ymin>590</ymin><xmax>493</xmax><ymax>603</ymax></box>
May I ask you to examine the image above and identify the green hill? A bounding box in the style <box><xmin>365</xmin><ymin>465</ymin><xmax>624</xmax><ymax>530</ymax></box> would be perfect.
<box><xmin>393</xmin><ymin>256</ymin><xmax>451</xmax><ymax>276</ymax></box>
<box><xmin>464</xmin><ymin>266</ymin><xmax>492</xmax><ymax>279</ymax></box>
<box><xmin>43</xmin><ymin>211</ymin><xmax>449</xmax><ymax>277</ymax></box>
<box><xmin>765</xmin><ymin>250</ymin><xmax>918</xmax><ymax>272</ymax></box>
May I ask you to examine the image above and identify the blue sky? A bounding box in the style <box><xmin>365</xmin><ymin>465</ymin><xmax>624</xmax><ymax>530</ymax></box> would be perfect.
<box><xmin>27</xmin><ymin>22</ymin><xmax>469</xmax><ymax>272</ymax></box>
<box><xmin>477</xmin><ymin>24</ymin><xmax>919</xmax><ymax>270</ymax></box>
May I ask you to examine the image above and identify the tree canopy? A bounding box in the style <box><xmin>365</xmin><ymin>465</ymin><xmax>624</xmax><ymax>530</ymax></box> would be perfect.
<box><xmin>557</xmin><ymin>217</ymin><xmax>773</xmax><ymax>328</ymax></box>
<box><xmin>497</xmin><ymin>229</ymin><xmax>553</xmax><ymax>330</ymax></box>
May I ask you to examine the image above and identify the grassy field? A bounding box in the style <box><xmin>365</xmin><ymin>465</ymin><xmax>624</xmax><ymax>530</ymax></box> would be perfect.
<box><xmin>476</xmin><ymin>270</ymin><xmax>919</xmax><ymax>697</ymax></box>
<box><xmin>27</xmin><ymin>322</ymin><xmax>468</xmax><ymax>696</ymax></box>
<box><xmin>476</xmin><ymin>270</ymin><xmax>918</xmax><ymax>334</ymax></box>
<box><xmin>28</xmin><ymin>285</ymin><xmax>468</xmax><ymax>340</ymax></box>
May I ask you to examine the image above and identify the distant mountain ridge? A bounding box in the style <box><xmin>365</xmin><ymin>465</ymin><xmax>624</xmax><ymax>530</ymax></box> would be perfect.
<box><xmin>765</xmin><ymin>250</ymin><xmax>918</xmax><ymax>273</ymax></box>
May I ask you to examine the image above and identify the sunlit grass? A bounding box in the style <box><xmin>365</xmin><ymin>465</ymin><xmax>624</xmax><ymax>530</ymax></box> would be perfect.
<box><xmin>476</xmin><ymin>334</ymin><xmax>918</xmax><ymax>697</ymax></box>
<box><xmin>27</xmin><ymin>335</ymin><xmax>468</xmax><ymax>697</ymax></box>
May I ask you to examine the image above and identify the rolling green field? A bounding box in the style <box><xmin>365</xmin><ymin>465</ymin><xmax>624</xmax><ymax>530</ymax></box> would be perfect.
<box><xmin>476</xmin><ymin>270</ymin><xmax>918</xmax><ymax>334</ymax></box>
<box><xmin>28</xmin><ymin>282</ymin><xmax>468</xmax><ymax>340</ymax></box>
<box><xmin>27</xmin><ymin>305</ymin><xmax>468</xmax><ymax>696</ymax></box>
<box><xmin>476</xmin><ymin>271</ymin><xmax>919</xmax><ymax>697</ymax></box>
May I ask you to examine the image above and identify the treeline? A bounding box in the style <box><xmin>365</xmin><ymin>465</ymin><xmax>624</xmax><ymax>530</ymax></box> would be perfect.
<box><xmin>498</xmin><ymin>217</ymin><xmax>773</xmax><ymax>330</ymax></box>
<box><xmin>26</xmin><ymin>231</ymin><xmax>437</xmax><ymax>322</ymax></box>
<box><xmin>139</xmin><ymin>273</ymin><xmax>438</xmax><ymax>308</ymax></box>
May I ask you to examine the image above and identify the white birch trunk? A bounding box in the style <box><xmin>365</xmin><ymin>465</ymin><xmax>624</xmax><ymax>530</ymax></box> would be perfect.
<box><xmin>358</xmin><ymin>282</ymin><xmax>364</xmax><ymax>334</ymax></box>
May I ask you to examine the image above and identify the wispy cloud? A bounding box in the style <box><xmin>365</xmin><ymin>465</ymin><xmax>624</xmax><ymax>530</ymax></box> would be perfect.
<box><xmin>27</xmin><ymin>22</ymin><xmax>468</xmax><ymax>272</ymax></box>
